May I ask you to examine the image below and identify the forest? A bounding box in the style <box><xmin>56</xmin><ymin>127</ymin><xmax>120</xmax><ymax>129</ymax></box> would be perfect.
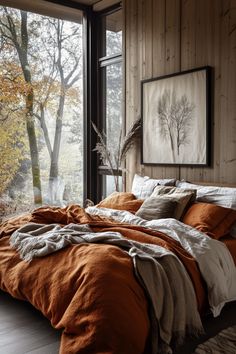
<box><xmin>0</xmin><ymin>6</ymin><xmax>84</xmax><ymax>218</ymax></box>
<box><xmin>0</xmin><ymin>5</ymin><xmax>122</xmax><ymax>220</ymax></box>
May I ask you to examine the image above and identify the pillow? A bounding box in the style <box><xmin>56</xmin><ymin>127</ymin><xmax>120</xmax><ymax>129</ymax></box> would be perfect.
<box><xmin>182</xmin><ymin>202</ymin><xmax>236</xmax><ymax>240</ymax></box>
<box><xmin>135</xmin><ymin>197</ymin><xmax>178</xmax><ymax>220</ymax></box>
<box><xmin>150</xmin><ymin>186</ymin><xmax>196</xmax><ymax>220</ymax></box>
<box><xmin>176</xmin><ymin>180</ymin><xmax>236</xmax><ymax>209</ymax></box>
<box><xmin>96</xmin><ymin>192</ymin><xmax>143</xmax><ymax>213</ymax></box>
<box><xmin>131</xmin><ymin>174</ymin><xmax>176</xmax><ymax>199</ymax></box>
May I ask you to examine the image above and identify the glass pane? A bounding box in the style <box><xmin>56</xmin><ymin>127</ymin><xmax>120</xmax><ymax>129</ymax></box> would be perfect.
<box><xmin>102</xmin><ymin>175</ymin><xmax>122</xmax><ymax>198</ymax></box>
<box><xmin>105</xmin><ymin>10</ymin><xmax>122</xmax><ymax>56</ymax></box>
<box><xmin>0</xmin><ymin>6</ymin><xmax>84</xmax><ymax>220</ymax></box>
<box><xmin>105</xmin><ymin>61</ymin><xmax>122</xmax><ymax>170</ymax></box>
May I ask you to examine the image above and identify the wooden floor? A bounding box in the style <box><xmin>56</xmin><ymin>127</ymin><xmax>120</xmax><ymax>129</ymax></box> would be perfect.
<box><xmin>175</xmin><ymin>300</ymin><xmax>236</xmax><ymax>353</ymax></box>
<box><xmin>1</xmin><ymin>289</ymin><xmax>236</xmax><ymax>354</ymax></box>
<box><xmin>0</xmin><ymin>290</ymin><xmax>61</xmax><ymax>354</ymax></box>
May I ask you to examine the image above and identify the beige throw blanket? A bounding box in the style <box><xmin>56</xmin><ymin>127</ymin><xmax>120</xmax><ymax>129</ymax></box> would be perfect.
<box><xmin>10</xmin><ymin>222</ymin><xmax>203</xmax><ymax>354</ymax></box>
<box><xmin>87</xmin><ymin>207</ymin><xmax>236</xmax><ymax>317</ymax></box>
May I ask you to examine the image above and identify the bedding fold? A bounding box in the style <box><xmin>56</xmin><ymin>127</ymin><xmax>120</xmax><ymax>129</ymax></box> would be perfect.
<box><xmin>0</xmin><ymin>204</ymin><xmax>208</xmax><ymax>313</ymax></box>
<box><xmin>10</xmin><ymin>222</ymin><xmax>203</xmax><ymax>353</ymax></box>
<box><xmin>0</xmin><ymin>234</ymin><xmax>150</xmax><ymax>354</ymax></box>
<box><xmin>1</xmin><ymin>204</ymin><xmax>235</xmax><ymax>353</ymax></box>
<box><xmin>87</xmin><ymin>207</ymin><xmax>236</xmax><ymax>317</ymax></box>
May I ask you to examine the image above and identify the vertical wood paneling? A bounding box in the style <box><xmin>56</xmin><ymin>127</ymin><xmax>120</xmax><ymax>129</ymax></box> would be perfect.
<box><xmin>181</xmin><ymin>0</ymin><xmax>197</xmax><ymax>70</ymax></box>
<box><xmin>227</xmin><ymin>0</ymin><xmax>236</xmax><ymax>181</ymax></box>
<box><xmin>142</xmin><ymin>0</ymin><xmax>153</xmax><ymax>179</ymax></box>
<box><xmin>165</xmin><ymin>0</ymin><xmax>181</xmax><ymax>74</ymax></box>
<box><xmin>182</xmin><ymin>0</ymin><xmax>216</xmax><ymax>182</ymax></box>
<box><xmin>161</xmin><ymin>0</ymin><xmax>180</xmax><ymax>180</ymax></box>
<box><xmin>180</xmin><ymin>0</ymin><xmax>197</xmax><ymax>181</ymax></box>
<box><xmin>180</xmin><ymin>0</ymin><xmax>222</xmax><ymax>183</ymax></box>
<box><xmin>152</xmin><ymin>0</ymin><xmax>169</xmax><ymax>179</ymax></box>
<box><xmin>212</xmin><ymin>0</ymin><xmax>222</xmax><ymax>183</ymax></box>
<box><xmin>152</xmin><ymin>0</ymin><xmax>165</xmax><ymax>78</ymax></box>
<box><xmin>220</xmin><ymin>0</ymin><xmax>236</xmax><ymax>183</ymax></box>
<box><xmin>125</xmin><ymin>0</ymin><xmax>236</xmax><ymax>189</ymax></box>
<box><xmin>125</xmin><ymin>0</ymin><xmax>139</xmax><ymax>189</ymax></box>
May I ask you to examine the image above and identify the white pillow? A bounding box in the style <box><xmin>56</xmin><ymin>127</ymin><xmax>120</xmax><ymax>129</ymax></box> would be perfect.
<box><xmin>176</xmin><ymin>181</ymin><xmax>236</xmax><ymax>209</ymax></box>
<box><xmin>131</xmin><ymin>174</ymin><xmax>176</xmax><ymax>199</ymax></box>
<box><xmin>176</xmin><ymin>180</ymin><xmax>236</xmax><ymax>237</ymax></box>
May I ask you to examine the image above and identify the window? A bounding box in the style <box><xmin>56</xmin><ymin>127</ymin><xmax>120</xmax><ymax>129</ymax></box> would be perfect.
<box><xmin>0</xmin><ymin>4</ymin><xmax>84</xmax><ymax>219</ymax></box>
<box><xmin>97</xmin><ymin>6</ymin><xmax>123</xmax><ymax>198</ymax></box>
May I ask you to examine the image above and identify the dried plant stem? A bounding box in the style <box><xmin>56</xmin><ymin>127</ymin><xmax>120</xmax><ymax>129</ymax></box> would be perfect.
<box><xmin>92</xmin><ymin>116</ymin><xmax>141</xmax><ymax>192</ymax></box>
<box><xmin>92</xmin><ymin>122</ymin><xmax>118</xmax><ymax>191</ymax></box>
<box><xmin>119</xmin><ymin>117</ymin><xmax>141</xmax><ymax>165</ymax></box>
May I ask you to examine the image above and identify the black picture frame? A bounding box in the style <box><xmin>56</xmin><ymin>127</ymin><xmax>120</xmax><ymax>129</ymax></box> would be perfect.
<box><xmin>141</xmin><ymin>66</ymin><xmax>211</xmax><ymax>166</ymax></box>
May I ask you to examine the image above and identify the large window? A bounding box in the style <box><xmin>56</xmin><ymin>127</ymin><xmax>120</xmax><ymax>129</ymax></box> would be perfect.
<box><xmin>97</xmin><ymin>6</ymin><xmax>123</xmax><ymax>198</ymax></box>
<box><xmin>0</xmin><ymin>4</ymin><xmax>84</xmax><ymax>219</ymax></box>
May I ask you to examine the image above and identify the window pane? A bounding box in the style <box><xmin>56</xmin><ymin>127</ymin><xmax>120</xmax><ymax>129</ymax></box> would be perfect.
<box><xmin>105</xmin><ymin>61</ymin><xmax>122</xmax><ymax>169</ymax></box>
<box><xmin>0</xmin><ymin>6</ymin><xmax>84</xmax><ymax>220</ymax></box>
<box><xmin>105</xmin><ymin>10</ymin><xmax>122</xmax><ymax>56</ymax></box>
<box><xmin>102</xmin><ymin>175</ymin><xmax>122</xmax><ymax>198</ymax></box>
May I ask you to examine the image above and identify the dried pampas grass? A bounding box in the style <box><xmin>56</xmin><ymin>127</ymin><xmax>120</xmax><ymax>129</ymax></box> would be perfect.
<box><xmin>119</xmin><ymin>117</ymin><xmax>142</xmax><ymax>164</ymax></box>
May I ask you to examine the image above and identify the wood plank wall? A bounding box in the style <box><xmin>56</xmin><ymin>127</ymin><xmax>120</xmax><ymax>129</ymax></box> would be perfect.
<box><xmin>124</xmin><ymin>0</ymin><xmax>236</xmax><ymax>190</ymax></box>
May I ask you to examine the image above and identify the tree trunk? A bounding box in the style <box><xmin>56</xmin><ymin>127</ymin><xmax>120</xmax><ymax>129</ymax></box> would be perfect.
<box><xmin>167</xmin><ymin>123</ymin><xmax>175</xmax><ymax>162</ymax></box>
<box><xmin>177</xmin><ymin>135</ymin><xmax>180</xmax><ymax>156</ymax></box>
<box><xmin>20</xmin><ymin>11</ymin><xmax>42</xmax><ymax>204</ymax></box>
<box><xmin>48</xmin><ymin>90</ymin><xmax>65</xmax><ymax>204</ymax></box>
<box><xmin>25</xmin><ymin>87</ymin><xmax>42</xmax><ymax>204</ymax></box>
<box><xmin>39</xmin><ymin>104</ymin><xmax>52</xmax><ymax>159</ymax></box>
<box><xmin>1</xmin><ymin>9</ymin><xmax>42</xmax><ymax>204</ymax></box>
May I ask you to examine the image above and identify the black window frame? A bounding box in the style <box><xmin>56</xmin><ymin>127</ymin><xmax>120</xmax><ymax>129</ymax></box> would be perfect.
<box><xmin>95</xmin><ymin>3</ymin><xmax>123</xmax><ymax>200</ymax></box>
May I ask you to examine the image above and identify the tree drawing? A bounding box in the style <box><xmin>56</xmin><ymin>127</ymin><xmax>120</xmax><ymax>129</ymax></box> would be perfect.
<box><xmin>157</xmin><ymin>89</ymin><xmax>195</xmax><ymax>159</ymax></box>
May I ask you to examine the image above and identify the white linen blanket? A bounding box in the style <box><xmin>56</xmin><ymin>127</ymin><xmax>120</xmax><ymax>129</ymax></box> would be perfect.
<box><xmin>10</xmin><ymin>222</ymin><xmax>203</xmax><ymax>354</ymax></box>
<box><xmin>86</xmin><ymin>206</ymin><xmax>236</xmax><ymax>317</ymax></box>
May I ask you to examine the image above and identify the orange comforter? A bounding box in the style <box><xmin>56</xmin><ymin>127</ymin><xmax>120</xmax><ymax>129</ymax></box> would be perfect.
<box><xmin>0</xmin><ymin>205</ymin><xmax>207</xmax><ymax>354</ymax></box>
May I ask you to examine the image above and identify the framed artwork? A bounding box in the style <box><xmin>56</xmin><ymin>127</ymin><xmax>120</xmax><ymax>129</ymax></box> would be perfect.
<box><xmin>141</xmin><ymin>66</ymin><xmax>211</xmax><ymax>166</ymax></box>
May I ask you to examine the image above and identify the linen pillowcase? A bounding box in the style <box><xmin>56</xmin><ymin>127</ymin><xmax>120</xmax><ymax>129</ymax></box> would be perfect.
<box><xmin>176</xmin><ymin>180</ymin><xmax>236</xmax><ymax>237</ymax></box>
<box><xmin>182</xmin><ymin>202</ymin><xmax>236</xmax><ymax>240</ymax></box>
<box><xmin>131</xmin><ymin>174</ymin><xmax>176</xmax><ymax>199</ymax></box>
<box><xmin>176</xmin><ymin>180</ymin><xmax>236</xmax><ymax>209</ymax></box>
<box><xmin>150</xmin><ymin>186</ymin><xmax>196</xmax><ymax>220</ymax></box>
<box><xmin>96</xmin><ymin>192</ymin><xmax>143</xmax><ymax>213</ymax></box>
<box><xmin>135</xmin><ymin>197</ymin><xmax>178</xmax><ymax>221</ymax></box>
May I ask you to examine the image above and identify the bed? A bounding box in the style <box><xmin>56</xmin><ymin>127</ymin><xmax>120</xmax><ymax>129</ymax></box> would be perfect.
<box><xmin>0</xmin><ymin>177</ymin><xmax>236</xmax><ymax>354</ymax></box>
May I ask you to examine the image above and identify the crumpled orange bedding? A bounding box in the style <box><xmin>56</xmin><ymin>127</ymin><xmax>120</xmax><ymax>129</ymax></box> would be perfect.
<box><xmin>0</xmin><ymin>205</ymin><xmax>211</xmax><ymax>353</ymax></box>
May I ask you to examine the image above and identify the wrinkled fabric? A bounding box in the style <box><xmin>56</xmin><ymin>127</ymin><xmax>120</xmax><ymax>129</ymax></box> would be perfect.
<box><xmin>0</xmin><ymin>204</ymin><xmax>208</xmax><ymax>313</ymax></box>
<box><xmin>0</xmin><ymin>236</ymin><xmax>150</xmax><ymax>354</ymax></box>
<box><xmin>0</xmin><ymin>203</ymin><xmax>227</xmax><ymax>354</ymax></box>
<box><xmin>87</xmin><ymin>207</ymin><xmax>236</xmax><ymax>316</ymax></box>
<box><xmin>10</xmin><ymin>222</ymin><xmax>203</xmax><ymax>353</ymax></box>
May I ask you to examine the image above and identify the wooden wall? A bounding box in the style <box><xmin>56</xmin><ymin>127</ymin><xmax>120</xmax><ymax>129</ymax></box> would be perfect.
<box><xmin>124</xmin><ymin>0</ymin><xmax>236</xmax><ymax>189</ymax></box>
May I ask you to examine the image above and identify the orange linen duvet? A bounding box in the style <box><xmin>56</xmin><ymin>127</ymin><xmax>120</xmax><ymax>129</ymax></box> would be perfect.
<box><xmin>0</xmin><ymin>205</ymin><xmax>207</xmax><ymax>354</ymax></box>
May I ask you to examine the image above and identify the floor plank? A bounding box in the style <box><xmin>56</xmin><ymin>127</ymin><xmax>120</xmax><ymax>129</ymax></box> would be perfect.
<box><xmin>25</xmin><ymin>342</ymin><xmax>60</xmax><ymax>354</ymax></box>
<box><xmin>174</xmin><ymin>300</ymin><xmax>236</xmax><ymax>353</ymax></box>
<box><xmin>0</xmin><ymin>291</ymin><xmax>61</xmax><ymax>354</ymax></box>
